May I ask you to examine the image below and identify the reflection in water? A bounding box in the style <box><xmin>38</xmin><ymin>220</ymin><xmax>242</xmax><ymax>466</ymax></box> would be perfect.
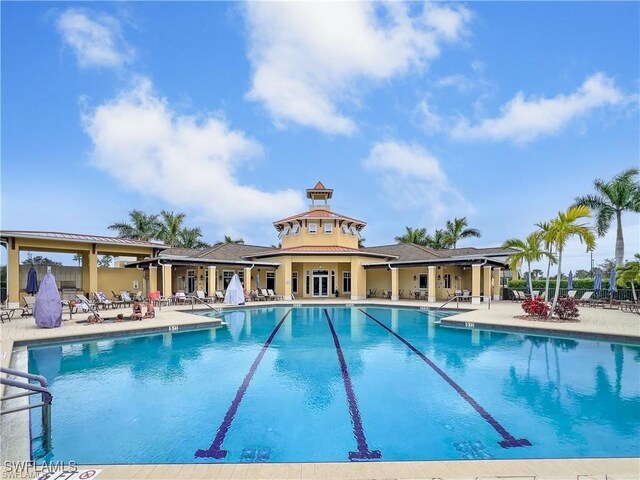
<box><xmin>31</xmin><ymin>346</ymin><xmax>63</xmax><ymax>382</ymax></box>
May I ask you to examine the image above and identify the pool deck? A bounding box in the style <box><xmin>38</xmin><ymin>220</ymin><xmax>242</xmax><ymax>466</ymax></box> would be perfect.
<box><xmin>1</xmin><ymin>299</ymin><xmax>639</xmax><ymax>479</ymax></box>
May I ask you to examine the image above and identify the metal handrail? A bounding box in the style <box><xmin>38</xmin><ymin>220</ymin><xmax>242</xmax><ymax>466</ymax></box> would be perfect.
<box><xmin>1</xmin><ymin>367</ymin><xmax>52</xmax><ymax>452</ymax></box>
<box><xmin>189</xmin><ymin>295</ymin><xmax>222</xmax><ymax>313</ymax></box>
<box><xmin>435</xmin><ymin>294</ymin><xmax>491</xmax><ymax>313</ymax></box>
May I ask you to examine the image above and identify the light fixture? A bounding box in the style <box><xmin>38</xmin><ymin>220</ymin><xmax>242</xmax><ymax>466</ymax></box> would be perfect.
<box><xmin>438</xmin><ymin>275</ymin><xmax>441</xmax><ymax>280</ymax></box>
<box><xmin>199</xmin><ymin>275</ymin><xmax>204</xmax><ymax>281</ymax></box>
<box><xmin>413</xmin><ymin>275</ymin><xmax>417</xmax><ymax>280</ymax></box>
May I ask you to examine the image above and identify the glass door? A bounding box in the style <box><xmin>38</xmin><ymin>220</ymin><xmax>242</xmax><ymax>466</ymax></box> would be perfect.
<box><xmin>312</xmin><ymin>270</ymin><xmax>329</xmax><ymax>297</ymax></box>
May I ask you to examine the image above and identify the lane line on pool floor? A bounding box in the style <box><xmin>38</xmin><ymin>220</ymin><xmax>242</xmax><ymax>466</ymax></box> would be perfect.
<box><xmin>324</xmin><ymin>308</ymin><xmax>382</xmax><ymax>462</ymax></box>
<box><xmin>358</xmin><ymin>308</ymin><xmax>531</xmax><ymax>449</ymax></box>
<box><xmin>195</xmin><ymin>309</ymin><xmax>292</xmax><ymax>459</ymax></box>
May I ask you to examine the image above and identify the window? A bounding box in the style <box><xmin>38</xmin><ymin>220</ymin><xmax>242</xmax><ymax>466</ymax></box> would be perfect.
<box><xmin>237</xmin><ymin>271</ymin><xmax>244</xmax><ymax>285</ymax></box>
<box><xmin>418</xmin><ymin>273</ymin><xmax>428</xmax><ymax>289</ymax></box>
<box><xmin>305</xmin><ymin>270</ymin><xmax>310</xmax><ymax>295</ymax></box>
<box><xmin>343</xmin><ymin>272</ymin><xmax>351</xmax><ymax>293</ymax></box>
<box><xmin>350</xmin><ymin>226</ymin><xmax>358</xmax><ymax>236</ymax></box>
<box><xmin>291</xmin><ymin>224</ymin><xmax>300</xmax><ymax>235</ymax></box>
<box><xmin>283</xmin><ymin>225</ymin><xmax>291</xmax><ymax>235</ymax></box>
<box><xmin>292</xmin><ymin>272</ymin><xmax>298</xmax><ymax>293</ymax></box>
<box><xmin>308</xmin><ymin>223</ymin><xmax>318</xmax><ymax>234</ymax></box>
<box><xmin>341</xmin><ymin>224</ymin><xmax>349</xmax><ymax>234</ymax></box>
<box><xmin>266</xmin><ymin>271</ymin><xmax>275</xmax><ymax>290</ymax></box>
<box><xmin>324</xmin><ymin>223</ymin><xmax>333</xmax><ymax>234</ymax></box>
<box><xmin>444</xmin><ymin>273</ymin><xmax>451</xmax><ymax>289</ymax></box>
<box><xmin>222</xmin><ymin>270</ymin><xmax>234</xmax><ymax>289</ymax></box>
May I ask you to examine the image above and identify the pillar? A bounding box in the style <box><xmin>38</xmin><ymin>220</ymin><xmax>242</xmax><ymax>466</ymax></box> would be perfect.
<box><xmin>208</xmin><ymin>266</ymin><xmax>217</xmax><ymax>294</ymax></box>
<box><xmin>350</xmin><ymin>258</ymin><xmax>366</xmax><ymax>300</ymax></box>
<box><xmin>471</xmin><ymin>264</ymin><xmax>481</xmax><ymax>304</ymax></box>
<box><xmin>390</xmin><ymin>267</ymin><xmax>399</xmax><ymax>301</ymax></box>
<box><xmin>483</xmin><ymin>265</ymin><xmax>492</xmax><ymax>301</ymax></box>
<box><xmin>81</xmin><ymin>251</ymin><xmax>98</xmax><ymax>296</ymax></box>
<box><xmin>162</xmin><ymin>263</ymin><xmax>172</xmax><ymax>297</ymax></box>
<box><xmin>243</xmin><ymin>267</ymin><xmax>252</xmax><ymax>295</ymax></box>
<box><xmin>427</xmin><ymin>266</ymin><xmax>437</xmax><ymax>302</ymax></box>
<box><xmin>282</xmin><ymin>258</ymin><xmax>292</xmax><ymax>300</ymax></box>
<box><xmin>492</xmin><ymin>268</ymin><xmax>501</xmax><ymax>301</ymax></box>
<box><xmin>148</xmin><ymin>266</ymin><xmax>158</xmax><ymax>294</ymax></box>
<box><xmin>7</xmin><ymin>244</ymin><xmax>19</xmax><ymax>306</ymax></box>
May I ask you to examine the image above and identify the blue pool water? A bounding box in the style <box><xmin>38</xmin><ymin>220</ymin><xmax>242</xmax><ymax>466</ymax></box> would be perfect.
<box><xmin>28</xmin><ymin>306</ymin><xmax>640</xmax><ymax>463</ymax></box>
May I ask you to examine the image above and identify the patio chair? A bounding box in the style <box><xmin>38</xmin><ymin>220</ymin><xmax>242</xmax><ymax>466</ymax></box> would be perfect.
<box><xmin>75</xmin><ymin>294</ymin><xmax>101</xmax><ymax>317</ymax></box>
<box><xmin>531</xmin><ymin>290</ymin><xmax>540</xmax><ymax>298</ymax></box>
<box><xmin>261</xmin><ymin>289</ymin><xmax>274</xmax><ymax>300</ymax></box>
<box><xmin>577</xmin><ymin>291</ymin><xmax>594</xmax><ymax>306</ymax></box>
<box><xmin>567</xmin><ymin>290</ymin><xmax>577</xmax><ymax>298</ymax></box>
<box><xmin>1</xmin><ymin>308</ymin><xmax>18</xmax><ymax>323</ymax></box>
<box><xmin>215</xmin><ymin>291</ymin><xmax>225</xmax><ymax>303</ymax></box>
<box><xmin>119</xmin><ymin>291</ymin><xmax>134</xmax><ymax>307</ymax></box>
<box><xmin>267</xmin><ymin>289</ymin><xmax>283</xmax><ymax>300</ymax></box>
<box><xmin>174</xmin><ymin>291</ymin><xmax>187</xmax><ymax>304</ymax></box>
<box><xmin>21</xmin><ymin>295</ymin><xmax>36</xmax><ymax>317</ymax></box>
<box><xmin>93</xmin><ymin>291</ymin><xmax>119</xmax><ymax>309</ymax></box>
<box><xmin>195</xmin><ymin>290</ymin><xmax>215</xmax><ymax>303</ymax></box>
<box><xmin>255</xmin><ymin>289</ymin><xmax>267</xmax><ymax>301</ymax></box>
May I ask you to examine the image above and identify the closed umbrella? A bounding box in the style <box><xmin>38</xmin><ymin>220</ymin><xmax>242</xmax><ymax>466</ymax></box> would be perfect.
<box><xmin>26</xmin><ymin>265</ymin><xmax>38</xmax><ymax>294</ymax></box>
<box><xmin>255</xmin><ymin>272</ymin><xmax>261</xmax><ymax>291</ymax></box>
<box><xmin>593</xmin><ymin>270</ymin><xmax>602</xmax><ymax>292</ymax></box>
<box><xmin>567</xmin><ymin>270</ymin><xmax>574</xmax><ymax>290</ymax></box>
<box><xmin>608</xmin><ymin>269</ymin><xmax>617</xmax><ymax>294</ymax></box>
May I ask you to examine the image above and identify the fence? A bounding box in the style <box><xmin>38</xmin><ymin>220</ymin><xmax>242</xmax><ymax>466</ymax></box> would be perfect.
<box><xmin>505</xmin><ymin>287</ymin><xmax>637</xmax><ymax>302</ymax></box>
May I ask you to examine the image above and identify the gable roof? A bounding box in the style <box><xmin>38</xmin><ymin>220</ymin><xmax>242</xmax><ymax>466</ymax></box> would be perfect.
<box><xmin>0</xmin><ymin>230</ymin><xmax>166</xmax><ymax>248</ymax></box>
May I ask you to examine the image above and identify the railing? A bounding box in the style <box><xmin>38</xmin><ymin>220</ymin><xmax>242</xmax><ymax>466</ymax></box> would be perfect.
<box><xmin>189</xmin><ymin>295</ymin><xmax>222</xmax><ymax>313</ymax></box>
<box><xmin>1</xmin><ymin>367</ymin><xmax>52</xmax><ymax>452</ymax></box>
<box><xmin>505</xmin><ymin>288</ymin><xmax>637</xmax><ymax>302</ymax></box>
<box><xmin>435</xmin><ymin>294</ymin><xmax>491</xmax><ymax>313</ymax></box>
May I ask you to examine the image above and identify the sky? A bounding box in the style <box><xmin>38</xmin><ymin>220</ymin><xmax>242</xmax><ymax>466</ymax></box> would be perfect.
<box><xmin>1</xmin><ymin>1</ymin><xmax>639</xmax><ymax>272</ymax></box>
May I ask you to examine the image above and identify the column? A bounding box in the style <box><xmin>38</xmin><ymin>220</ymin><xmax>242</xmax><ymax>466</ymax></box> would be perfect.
<box><xmin>390</xmin><ymin>267</ymin><xmax>399</xmax><ymax>301</ymax></box>
<box><xmin>483</xmin><ymin>265</ymin><xmax>492</xmax><ymax>302</ymax></box>
<box><xmin>427</xmin><ymin>265</ymin><xmax>437</xmax><ymax>302</ymax></box>
<box><xmin>148</xmin><ymin>266</ymin><xmax>158</xmax><ymax>293</ymax></box>
<box><xmin>492</xmin><ymin>268</ymin><xmax>501</xmax><ymax>301</ymax></box>
<box><xmin>81</xmin><ymin>251</ymin><xmax>98</xmax><ymax>296</ymax></box>
<box><xmin>350</xmin><ymin>258</ymin><xmax>366</xmax><ymax>300</ymax></box>
<box><xmin>162</xmin><ymin>263</ymin><xmax>172</xmax><ymax>297</ymax></box>
<box><xmin>471</xmin><ymin>264</ymin><xmax>481</xmax><ymax>304</ymax></box>
<box><xmin>7</xmin><ymin>244</ymin><xmax>19</xmax><ymax>306</ymax></box>
<box><xmin>208</xmin><ymin>266</ymin><xmax>217</xmax><ymax>294</ymax></box>
<box><xmin>243</xmin><ymin>267</ymin><xmax>252</xmax><ymax>295</ymax></box>
<box><xmin>282</xmin><ymin>258</ymin><xmax>292</xmax><ymax>300</ymax></box>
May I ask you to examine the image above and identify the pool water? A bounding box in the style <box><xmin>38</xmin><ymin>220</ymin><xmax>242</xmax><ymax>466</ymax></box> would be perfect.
<box><xmin>28</xmin><ymin>306</ymin><xmax>640</xmax><ymax>463</ymax></box>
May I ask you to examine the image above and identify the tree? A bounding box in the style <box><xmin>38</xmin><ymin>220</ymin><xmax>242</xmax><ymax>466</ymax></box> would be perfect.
<box><xmin>535</xmin><ymin>220</ymin><xmax>557</xmax><ymax>301</ymax></box>
<box><xmin>444</xmin><ymin>217</ymin><xmax>481</xmax><ymax>249</ymax></box>
<box><xmin>72</xmin><ymin>254</ymin><xmax>82</xmax><ymax>266</ymax></box>
<box><xmin>158</xmin><ymin>210</ymin><xmax>186</xmax><ymax>247</ymax></box>
<box><xmin>98</xmin><ymin>255</ymin><xmax>113</xmax><ymax>268</ymax></box>
<box><xmin>596</xmin><ymin>258</ymin><xmax>617</xmax><ymax>274</ymax></box>
<box><xmin>394</xmin><ymin>226</ymin><xmax>428</xmax><ymax>246</ymax></box>
<box><xmin>617</xmin><ymin>253</ymin><xmax>640</xmax><ymax>301</ymax></box>
<box><xmin>545</xmin><ymin>206</ymin><xmax>596</xmax><ymax>316</ymax></box>
<box><xmin>221</xmin><ymin>235</ymin><xmax>245</xmax><ymax>244</ymax></box>
<box><xmin>22</xmin><ymin>255</ymin><xmax>62</xmax><ymax>266</ymax></box>
<box><xmin>425</xmin><ymin>229</ymin><xmax>452</xmax><ymax>249</ymax></box>
<box><xmin>108</xmin><ymin>210</ymin><xmax>161</xmax><ymax>241</ymax></box>
<box><xmin>358</xmin><ymin>237</ymin><xmax>366</xmax><ymax>248</ymax></box>
<box><xmin>573</xmin><ymin>168</ymin><xmax>640</xmax><ymax>267</ymax></box>
<box><xmin>574</xmin><ymin>269</ymin><xmax>591</xmax><ymax>279</ymax></box>
<box><xmin>502</xmin><ymin>232</ymin><xmax>555</xmax><ymax>295</ymax></box>
<box><xmin>531</xmin><ymin>269</ymin><xmax>544</xmax><ymax>279</ymax></box>
<box><xmin>177</xmin><ymin>227</ymin><xmax>210</xmax><ymax>249</ymax></box>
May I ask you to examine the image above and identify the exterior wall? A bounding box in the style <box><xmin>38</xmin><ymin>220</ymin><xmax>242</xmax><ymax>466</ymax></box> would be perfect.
<box><xmin>366</xmin><ymin>269</ymin><xmax>391</xmax><ymax>294</ymax></box>
<box><xmin>97</xmin><ymin>268</ymin><xmax>144</xmax><ymax>297</ymax></box>
<box><xmin>280</xmin><ymin>220</ymin><xmax>360</xmax><ymax>250</ymax></box>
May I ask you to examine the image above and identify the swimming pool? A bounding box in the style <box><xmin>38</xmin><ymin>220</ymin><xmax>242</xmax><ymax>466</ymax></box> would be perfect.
<box><xmin>28</xmin><ymin>306</ymin><xmax>640</xmax><ymax>463</ymax></box>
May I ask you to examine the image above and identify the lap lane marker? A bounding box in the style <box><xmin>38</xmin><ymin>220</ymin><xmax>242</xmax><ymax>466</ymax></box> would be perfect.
<box><xmin>324</xmin><ymin>308</ymin><xmax>382</xmax><ymax>461</ymax></box>
<box><xmin>359</xmin><ymin>308</ymin><xmax>531</xmax><ymax>449</ymax></box>
<box><xmin>195</xmin><ymin>309</ymin><xmax>292</xmax><ymax>459</ymax></box>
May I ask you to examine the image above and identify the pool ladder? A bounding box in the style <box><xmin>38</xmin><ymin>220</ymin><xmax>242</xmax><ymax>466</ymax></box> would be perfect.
<box><xmin>0</xmin><ymin>367</ymin><xmax>52</xmax><ymax>452</ymax></box>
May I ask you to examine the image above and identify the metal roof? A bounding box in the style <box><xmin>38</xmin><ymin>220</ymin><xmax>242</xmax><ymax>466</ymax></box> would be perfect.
<box><xmin>0</xmin><ymin>230</ymin><xmax>167</xmax><ymax>248</ymax></box>
<box><xmin>273</xmin><ymin>209</ymin><xmax>366</xmax><ymax>228</ymax></box>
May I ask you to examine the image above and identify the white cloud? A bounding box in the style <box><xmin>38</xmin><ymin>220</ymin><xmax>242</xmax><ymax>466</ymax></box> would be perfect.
<box><xmin>56</xmin><ymin>8</ymin><xmax>134</xmax><ymax>69</ymax></box>
<box><xmin>82</xmin><ymin>76</ymin><xmax>304</xmax><ymax>224</ymax></box>
<box><xmin>451</xmin><ymin>73</ymin><xmax>628</xmax><ymax>143</ymax></box>
<box><xmin>415</xmin><ymin>99</ymin><xmax>444</xmax><ymax>134</ymax></box>
<box><xmin>244</xmin><ymin>2</ymin><xmax>471</xmax><ymax>134</ymax></box>
<box><xmin>363</xmin><ymin>140</ymin><xmax>470</xmax><ymax>219</ymax></box>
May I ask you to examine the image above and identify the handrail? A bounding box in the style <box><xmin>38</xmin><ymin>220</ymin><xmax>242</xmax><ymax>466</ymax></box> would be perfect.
<box><xmin>1</xmin><ymin>367</ymin><xmax>52</xmax><ymax>452</ymax></box>
<box><xmin>435</xmin><ymin>294</ymin><xmax>491</xmax><ymax>313</ymax></box>
<box><xmin>189</xmin><ymin>295</ymin><xmax>222</xmax><ymax>313</ymax></box>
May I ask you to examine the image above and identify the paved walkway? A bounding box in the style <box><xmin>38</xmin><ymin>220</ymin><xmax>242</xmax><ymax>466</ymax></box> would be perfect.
<box><xmin>1</xmin><ymin>299</ymin><xmax>638</xmax><ymax>479</ymax></box>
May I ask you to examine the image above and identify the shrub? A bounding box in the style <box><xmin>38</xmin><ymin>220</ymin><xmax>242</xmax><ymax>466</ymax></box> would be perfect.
<box><xmin>553</xmin><ymin>296</ymin><xmax>580</xmax><ymax>320</ymax></box>
<box><xmin>522</xmin><ymin>296</ymin><xmax>550</xmax><ymax>318</ymax></box>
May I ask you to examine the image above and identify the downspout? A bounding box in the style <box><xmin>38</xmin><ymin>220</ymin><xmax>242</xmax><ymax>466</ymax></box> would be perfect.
<box><xmin>0</xmin><ymin>240</ymin><xmax>8</xmax><ymax>306</ymax></box>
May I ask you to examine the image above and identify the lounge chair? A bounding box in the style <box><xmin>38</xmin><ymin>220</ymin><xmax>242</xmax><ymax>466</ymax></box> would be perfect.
<box><xmin>118</xmin><ymin>291</ymin><xmax>133</xmax><ymax>307</ymax></box>
<box><xmin>195</xmin><ymin>290</ymin><xmax>215</xmax><ymax>303</ymax></box>
<box><xmin>261</xmin><ymin>289</ymin><xmax>273</xmax><ymax>300</ymax></box>
<box><xmin>382</xmin><ymin>290</ymin><xmax>391</xmax><ymax>299</ymax></box>
<box><xmin>460</xmin><ymin>290</ymin><xmax>471</xmax><ymax>302</ymax></box>
<box><xmin>267</xmin><ymin>289</ymin><xmax>283</xmax><ymax>300</ymax></box>
<box><xmin>93</xmin><ymin>291</ymin><xmax>119</xmax><ymax>309</ymax></box>
<box><xmin>21</xmin><ymin>295</ymin><xmax>36</xmax><ymax>316</ymax></box>
<box><xmin>215</xmin><ymin>291</ymin><xmax>225</xmax><ymax>303</ymax></box>
<box><xmin>567</xmin><ymin>290</ymin><xmax>577</xmax><ymax>298</ymax></box>
<box><xmin>531</xmin><ymin>290</ymin><xmax>540</xmax><ymax>298</ymax></box>
<box><xmin>75</xmin><ymin>294</ymin><xmax>101</xmax><ymax>317</ymax></box>
<box><xmin>174</xmin><ymin>291</ymin><xmax>187</xmax><ymax>304</ymax></box>
<box><xmin>577</xmin><ymin>291</ymin><xmax>594</xmax><ymax>306</ymax></box>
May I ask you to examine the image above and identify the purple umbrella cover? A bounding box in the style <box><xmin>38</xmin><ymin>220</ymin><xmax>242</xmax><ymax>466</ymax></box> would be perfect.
<box><xmin>34</xmin><ymin>272</ymin><xmax>62</xmax><ymax>328</ymax></box>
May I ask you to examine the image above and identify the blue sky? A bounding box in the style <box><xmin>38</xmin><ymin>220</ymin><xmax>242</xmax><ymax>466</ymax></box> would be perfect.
<box><xmin>2</xmin><ymin>1</ymin><xmax>639</xmax><ymax>271</ymax></box>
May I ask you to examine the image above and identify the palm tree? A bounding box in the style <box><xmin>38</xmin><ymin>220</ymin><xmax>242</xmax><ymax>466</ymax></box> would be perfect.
<box><xmin>502</xmin><ymin>232</ymin><xmax>555</xmax><ymax>295</ymax></box>
<box><xmin>158</xmin><ymin>210</ymin><xmax>186</xmax><ymax>247</ymax></box>
<box><xmin>535</xmin><ymin>220</ymin><xmax>557</xmax><ymax>302</ymax></box>
<box><xmin>573</xmin><ymin>168</ymin><xmax>640</xmax><ymax>266</ymax></box>
<box><xmin>177</xmin><ymin>227</ymin><xmax>209</xmax><ymax>249</ymax></box>
<box><xmin>394</xmin><ymin>227</ymin><xmax>428</xmax><ymax>246</ymax></box>
<box><xmin>444</xmin><ymin>217</ymin><xmax>481</xmax><ymax>249</ymax></box>
<box><xmin>425</xmin><ymin>229</ymin><xmax>452</xmax><ymax>249</ymax></box>
<box><xmin>222</xmin><ymin>235</ymin><xmax>244</xmax><ymax>244</ymax></box>
<box><xmin>546</xmin><ymin>206</ymin><xmax>596</xmax><ymax>315</ymax></box>
<box><xmin>617</xmin><ymin>253</ymin><xmax>640</xmax><ymax>301</ymax></box>
<box><xmin>108</xmin><ymin>210</ymin><xmax>161</xmax><ymax>241</ymax></box>
<box><xmin>358</xmin><ymin>237</ymin><xmax>366</xmax><ymax>248</ymax></box>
